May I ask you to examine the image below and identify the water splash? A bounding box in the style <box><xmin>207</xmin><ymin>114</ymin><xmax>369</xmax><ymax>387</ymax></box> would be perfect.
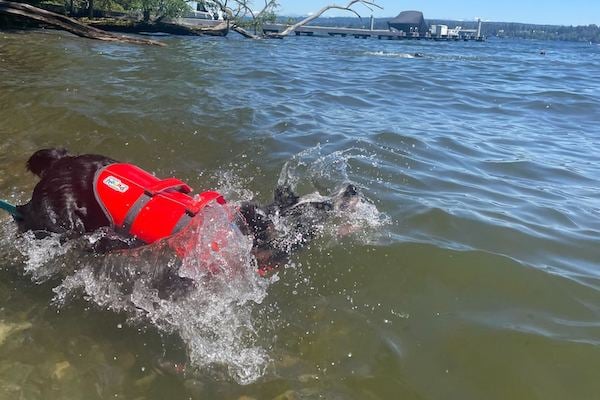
<box><xmin>212</xmin><ymin>168</ymin><xmax>255</xmax><ymax>204</ymax></box>
<box><xmin>13</xmin><ymin>230</ymin><xmax>75</xmax><ymax>282</ymax></box>
<box><xmin>363</xmin><ymin>51</ymin><xmax>418</xmax><ymax>58</ymax></box>
<box><xmin>52</xmin><ymin>204</ymin><xmax>273</xmax><ymax>384</ymax></box>
<box><xmin>278</xmin><ymin>145</ymin><xmax>390</xmax><ymax>244</ymax></box>
<box><xmin>278</xmin><ymin>145</ymin><xmax>371</xmax><ymax>188</ymax></box>
<box><xmin>1</xmin><ymin>148</ymin><xmax>388</xmax><ymax>384</ymax></box>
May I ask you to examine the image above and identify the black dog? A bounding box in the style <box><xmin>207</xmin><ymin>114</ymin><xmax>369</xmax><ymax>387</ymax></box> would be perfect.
<box><xmin>13</xmin><ymin>148</ymin><xmax>359</xmax><ymax>279</ymax></box>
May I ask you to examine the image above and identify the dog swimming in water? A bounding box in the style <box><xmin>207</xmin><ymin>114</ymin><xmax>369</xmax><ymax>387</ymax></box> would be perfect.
<box><xmin>3</xmin><ymin>148</ymin><xmax>359</xmax><ymax>291</ymax></box>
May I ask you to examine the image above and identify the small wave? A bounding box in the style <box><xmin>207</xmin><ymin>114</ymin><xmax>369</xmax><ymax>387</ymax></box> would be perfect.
<box><xmin>363</xmin><ymin>51</ymin><xmax>418</xmax><ymax>58</ymax></box>
<box><xmin>465</xmin><ymin>310</ymin><xmax>600</xmax><ymax>346</ymax></box>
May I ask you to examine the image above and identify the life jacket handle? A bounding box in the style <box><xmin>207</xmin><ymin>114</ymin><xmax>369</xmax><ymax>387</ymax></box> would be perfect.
<box><xmin>144</xmin><ymin>178</ymin><xmax>192</xmax><ymax>196</ymax></box>
<box><xmin>186</xmin><ymin>191</ymin><xmax>225</xmax><ymax>215</ymax></box>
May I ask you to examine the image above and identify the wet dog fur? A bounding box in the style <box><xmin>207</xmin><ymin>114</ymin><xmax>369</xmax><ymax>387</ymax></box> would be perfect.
<box><xmin>14</xmin><ymin>148</ymin><xmax>359</xmax><ymax>288</ymax></box>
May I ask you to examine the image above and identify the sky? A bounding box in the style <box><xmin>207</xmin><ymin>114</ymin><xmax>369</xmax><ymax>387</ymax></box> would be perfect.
<box><xmin>275</xmin><ymin>1</ymin><xmax>597</xmax><ymax>26</ymax></box>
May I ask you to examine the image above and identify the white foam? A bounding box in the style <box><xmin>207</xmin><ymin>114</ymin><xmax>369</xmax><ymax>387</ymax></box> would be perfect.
<box><xmin>364</xmin><ymin>51</ymin><xmax>417</xmax><ymax>58</ymax></box>
<box><xmin>277</xmin><ymin>145</ymin><xmax>390</xmax><ymax>245</ymax></box>
<box><xmin>2</xmin><ymin>148</ymin><xmax>389</xmax><ymax>384</ymax></box>
<box><xmin>14</xmin><ymin>230</ymin><xmax>75</xmax><ymax>282</ymax></box>
<box><xmin>51</xmin><ymin>204</ymin><xmax>273</xmax><ymax>384</ymax></box>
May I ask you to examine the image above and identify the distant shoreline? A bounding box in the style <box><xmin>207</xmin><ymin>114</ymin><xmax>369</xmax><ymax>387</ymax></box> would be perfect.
<box><xmin>278</xmin><ymin>16</ymin><xmax>600</xmax><ymax>43</ymax></box>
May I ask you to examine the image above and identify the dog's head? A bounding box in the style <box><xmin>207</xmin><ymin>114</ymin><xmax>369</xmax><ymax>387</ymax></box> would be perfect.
<box><xmin>285</xmin><ymin>184</ymin><xmax>361</xmax><ymax>215</ymax></box>
<box><xmin>332</xmin><ymin>184</ymin><xmax>360</xmax><ymax>211</ymax></box>
<box><xmin>26</xmin><ymin>148</ymin><xmax>70</xmax><ymax>178</ymax></box>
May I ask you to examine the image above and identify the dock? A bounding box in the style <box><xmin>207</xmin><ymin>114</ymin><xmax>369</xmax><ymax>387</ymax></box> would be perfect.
<box><xmin>262</xmin><ymin>23</ymin><xmax>484</xmax><ymax>42</ymax></box>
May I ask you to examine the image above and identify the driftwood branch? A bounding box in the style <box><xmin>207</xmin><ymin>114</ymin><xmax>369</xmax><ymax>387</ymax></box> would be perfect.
<box><xmin>88</xmin><ymin>19</ymin><xmax>229</xmax><ymax>37</ymax></box>
<box><xmin>231</xmin><ymin>25</ymin><xmax>261</xmax><ymax>39</ymax></box>
<box><xmin>211</xmin><ymin>2</ymin><xmax>254</xmax><ymax>38</ymax></box>
<box><xmin>210</xmin><ymin>0</ymin><xmax>278</xmax><ymax>39</ymax></box>
<box><xmin>269</xmin><ymin>0</ymin><xmax>382</xmax><ymax>38</ymax></box>
<box><xmin>196</xmin><ymin>20</ymin><xmax>230</xmax><ymax>36</ymax></box>
<box><xmin>0</xmin><ymin>0</ymin><xmax>164</xmax><ymax>46</ymax></box>
<box><xmin>211</xmin><ymin>0</ymin><xmax>235</xmax><ymax>20</ymax></box>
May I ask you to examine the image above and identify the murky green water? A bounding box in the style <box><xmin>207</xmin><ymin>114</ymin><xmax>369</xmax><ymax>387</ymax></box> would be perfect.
<box><xmin>1</xmin><ymin>30</ymin><xmax>599</xmax><ymax>399</ymax></box>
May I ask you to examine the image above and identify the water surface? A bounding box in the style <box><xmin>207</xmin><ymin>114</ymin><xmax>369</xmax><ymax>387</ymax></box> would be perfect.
<box><xmin>1</xmin><ymin>30</ymin><xmax>599</xmax><ymax>399</ymax></box>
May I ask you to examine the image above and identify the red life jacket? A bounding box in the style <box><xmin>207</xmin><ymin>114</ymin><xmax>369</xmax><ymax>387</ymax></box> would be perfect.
<box><xmin>94</xmin><ymin>163</ymin><xmax>225</xmax><ymax>244</ymax></box>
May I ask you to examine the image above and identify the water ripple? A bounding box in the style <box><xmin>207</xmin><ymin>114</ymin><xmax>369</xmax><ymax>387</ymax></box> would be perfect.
<box><xmin>1</xmin><ymin>32</ymin><xmax>600</xmax><ymax>398</ymax></box>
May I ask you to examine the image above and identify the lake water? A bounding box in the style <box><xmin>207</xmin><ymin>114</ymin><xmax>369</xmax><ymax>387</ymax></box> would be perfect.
<box><xmin>1</xmin><ymin>30</ymin><xmax>599</xmax><ymax>399</ymax></box>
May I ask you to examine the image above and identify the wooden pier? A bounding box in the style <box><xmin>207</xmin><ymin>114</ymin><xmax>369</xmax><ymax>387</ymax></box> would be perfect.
<box><xmin>262</xmin><ymin>24</ymin><xmax>484</xmax><ymax>41</ymax></box>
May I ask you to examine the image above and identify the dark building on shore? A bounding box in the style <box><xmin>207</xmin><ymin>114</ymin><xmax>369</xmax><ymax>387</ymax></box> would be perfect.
<box><xmin>388</xmin><ymin>11</ymin><xmax>429</xmax><ymax>34</ymax></box>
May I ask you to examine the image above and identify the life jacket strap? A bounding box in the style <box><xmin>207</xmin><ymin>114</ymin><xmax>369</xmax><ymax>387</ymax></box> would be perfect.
<box><xmin>121</xmin><ymin>188</ymin><xmax>222</xmax><ymax>240</ymax></box>
<box><xmin>94</xmin><ymin>163</ymin><xmax>226</xmax><ymax>244</ymax></box>
<box><xmin>171</xmin><ymin>211</ymin><xmax>193</xmax><ymax>236</ymax></box>
<box><xmin>120</xmin><ymin>191</ymin><xmax>153</xmax><ymax>237</ymax></box>
<box><xmin>145</xmin><ymin>178</ymin><xmax>192</xmax><ymax>196</ymax></box>
<box><xmin>120</xmin><ymin>178</ymin><xmax>195</xmax><ymax>238</ymax></box>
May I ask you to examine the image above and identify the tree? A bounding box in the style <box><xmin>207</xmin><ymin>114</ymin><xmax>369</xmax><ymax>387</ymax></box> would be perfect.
<box><xmin>211</xmin><ymin>0</ymin><xmax>381</xmax><ymax>39</ymax></box>
<box><xmin>121</xmin><ymin>0</ymin><xmax>190</xmax><ymax>22</ymax></box>
<box><xmin>0</xmin><ymin>0</ymin><xmax>163</xmax><ymax>45</ymax></box>
<box><xmin>208</xmin><ymin>0</ymin><xmax>279</xmax><ymax>38</ymax></box>
<box><xmin>1</xmin><ymin>0</ymin><xmax>396</xmax><ymax>42</ymax></box>
<box><xmin>272</xmin><ymin>0</ymin><xmax>381</xmax><ymax>38</ymax></box>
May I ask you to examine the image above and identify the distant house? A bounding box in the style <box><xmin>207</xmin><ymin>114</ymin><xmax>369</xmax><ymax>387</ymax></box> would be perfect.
<box><xmin>388</xmin><ymin>11</ymin><xmax>429</xmax><ymax>34</ymax></box>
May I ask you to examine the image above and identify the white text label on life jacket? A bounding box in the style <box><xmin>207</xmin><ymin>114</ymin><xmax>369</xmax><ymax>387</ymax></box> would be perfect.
<box><xmin>103</xmin><ymin>176</ymin><xmax>129</xmax><ymax>193</ymax></box>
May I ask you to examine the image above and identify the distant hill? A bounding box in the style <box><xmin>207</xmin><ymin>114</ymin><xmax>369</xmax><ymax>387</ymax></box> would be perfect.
<box><xmin>276</xmin><ymin>16</ymin><xmax>600</xmax><ymax>43</ymax></box>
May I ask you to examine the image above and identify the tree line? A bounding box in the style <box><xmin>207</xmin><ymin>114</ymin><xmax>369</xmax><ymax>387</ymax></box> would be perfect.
<box><xmin>282</xmin><ymin>16</ymin><xmax>600</xmax><ymax>43</ymax></box>
<box><xmin>430</xmin><ymin>19</ymin><xmax>600</xmax><ymax>43</ymax></box>
<box><xmin>8</xmin><ymin>1</ymin><xmax>598</xmax><ymax>43</ymax></box>
<box><xmin>480</xmin><ymin>22</ymin><xmax>600</xmax><ymax>43</ymax></box>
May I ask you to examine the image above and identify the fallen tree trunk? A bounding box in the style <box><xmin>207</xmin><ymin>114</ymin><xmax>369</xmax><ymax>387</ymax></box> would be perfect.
<box><xmin>0</xmin><ymin>0</ymin><xmax>164</xmax><ymax>46</ymax></box>
<box><xmin>194</xmin><ymin>20</ymin><xmax>229</xmax><ymax>36</ymax></box>
<box><xmin>231</xmin><ymin>24</ymin><xmax>261</xmax><ymax>39</ymax></box>
<box><xmin>88</xmin><ymin>19</ymin><xmax>229</xmax><ymax>37</ymax></box>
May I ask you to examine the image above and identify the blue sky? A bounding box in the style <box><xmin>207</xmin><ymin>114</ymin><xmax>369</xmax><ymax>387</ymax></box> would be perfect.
<box><xmin>275</xmin><ymin>1</ymin><xmax>596</xmax><ymax>26</ymax></box>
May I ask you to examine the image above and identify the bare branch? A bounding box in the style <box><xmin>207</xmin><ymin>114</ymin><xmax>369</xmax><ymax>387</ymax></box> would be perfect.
<box><xmin>231</xmin><ymin>25</ymin><xmax>262</xmax><ymax>39</ymax></box>
<box><xmin>272</xmin><ymin>0</ymin><xmax>382</xmax><ymax>37</ymax></box>
<box><xmin>0</xmin><ymin>0</ymin><xmax>164</xmax><ymax>46</ymax></box>
<box><xmin>215</xmin><ymin>0</ymin><xmax>253</xmax><ymax>19</ymax></box>
<box><xmin>255</xmin><ymin>0</ymin><xmax>278</xmax><ymax>20</ymax></box>
<box><xmin>210</xmin><ymin>0</ymin><xmax>234</xmax><ymax>19</ymax></box>
<box><xmin>211</xmin><ymin>0</ymin><xmax>279</xmax><ymax>38</ymax></box>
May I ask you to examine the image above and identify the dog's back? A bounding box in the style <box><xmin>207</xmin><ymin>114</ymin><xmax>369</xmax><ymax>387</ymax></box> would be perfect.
<box><xmin>17</xmin><ymin>149</ymin><xmax>117</xmax><ymax>235</ymax></box>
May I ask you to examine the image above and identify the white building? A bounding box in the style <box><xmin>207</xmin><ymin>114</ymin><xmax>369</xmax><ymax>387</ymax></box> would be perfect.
<box><xmin>185</xmin><ymin>1</ymin><xmax>222</xmax><ymax>20</ymax></box>
<box><xmin>430</xmin><ymin>24</ymin><xmax>448</xmax><ymax>37</ymax></box>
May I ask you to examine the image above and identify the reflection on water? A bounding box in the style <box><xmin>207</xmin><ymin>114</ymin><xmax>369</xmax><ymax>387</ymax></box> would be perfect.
<box><xmin>1</xmin><ymin>30</ymin><xmax>600</xmax><ymax>399</ymax></box>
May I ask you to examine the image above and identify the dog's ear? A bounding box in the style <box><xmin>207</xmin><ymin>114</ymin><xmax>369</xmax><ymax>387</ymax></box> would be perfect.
<box><xmin>340</xmin><ymin>184</ymin><xmax>358</xmax><ymax>198</ymax></box>
<box><xmin>26</xmin><ymin>148</ymin><xmax>70</xmax><ymax>177</ymax></box>
<box><xmin>335</xmin><ymin>184</ymin><xmax>360</xmax><ymax>211</ymax></box>
<box><xmin>273</xmin><ymin>185</ymin><xmax>299</xmax><ymax>209</ymax></box>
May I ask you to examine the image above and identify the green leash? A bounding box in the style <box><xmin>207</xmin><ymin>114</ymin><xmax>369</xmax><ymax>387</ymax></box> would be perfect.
<box><xmin>0</xmin><ymin>199</ymin><xmax>22</xmax><ymax>220</ymax></box>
